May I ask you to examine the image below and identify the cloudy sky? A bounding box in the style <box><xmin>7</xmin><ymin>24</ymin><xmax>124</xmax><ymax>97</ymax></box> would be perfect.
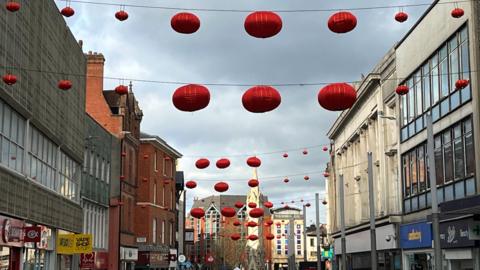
<box><xmin>60</xmin><ymin>0</ymin><xmax>428</xmax><ymax>224</ymax></box>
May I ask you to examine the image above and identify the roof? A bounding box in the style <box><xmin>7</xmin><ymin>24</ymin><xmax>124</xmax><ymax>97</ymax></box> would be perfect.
<box><xmin>189</xmin><ymin>194</ymin><xmax>270</xmax><ymax>213</ymax></box>
<box><xmin>140</xmin><ymin>131</ymin><xmax>182</xmax><ymax>158</ymax></box>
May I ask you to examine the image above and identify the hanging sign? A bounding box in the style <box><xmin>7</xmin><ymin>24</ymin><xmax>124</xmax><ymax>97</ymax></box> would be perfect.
<box><xmin>24</xmin><ymin>226</ymin><xmax>41</xmax><ymax>243</ymax></box>
<box><xmin>57</xmin><ymin>233</ymin><xmax>93</xmax><ymax>254</ymax></box>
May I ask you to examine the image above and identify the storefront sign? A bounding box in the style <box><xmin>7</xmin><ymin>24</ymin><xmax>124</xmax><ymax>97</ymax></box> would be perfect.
<box><xmin>120</xmin><ymin>247</ymin><xmax>138</xmax><ymax>261</ymax></box>
<box><xmin>80</xmin><ymin>252</ymin><xmax>95</xmax><ymax>269</ymax></box>
<box><xmin>440</xmin><ymin>219</ymin><xmax>475</xmax><ymax>248</ymax></box>
<box><xmin>24</xmin><ymin>226</ymin><xmax>41</xmax><ymax>243</ymax></box>
<box><xmin>95</xmin><ymin>252</ymin><xmax>109</xmax><ymax>270</ymax></box>
<box><xmin>0</xmin><ymin>215</ymin><xmax>24</xmax><ymax>247</ymax></box>
<box><xmin>400</xmin><ymin>222</ymin><xmax>432</xmax><ymax>249</ymax></box>
<box><xmin>37</xmin><ymin>226</ymin><xmax>53</xmax><ymax>250</ymax></box>
<box><xmin>57</xmin><ymin>233</ymin><xmax>93</xmax><ymax>254</ymax></box>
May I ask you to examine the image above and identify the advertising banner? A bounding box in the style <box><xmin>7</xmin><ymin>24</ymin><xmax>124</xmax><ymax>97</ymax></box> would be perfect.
<box><xmin>57</xmin><ymin>233</ymin><xmax>93</xmax><ymax>254</ymax></box>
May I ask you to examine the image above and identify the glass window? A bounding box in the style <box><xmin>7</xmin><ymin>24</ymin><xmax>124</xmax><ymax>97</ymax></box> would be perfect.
<box><xmin>403</xmin><ymin>155</ymin><xmax>410</xmax><ymax>197</ymax></box>
<box><xmin>402</xmin><ymin>95</ymin><xmax>408</xmax><ymax>126</ymax></box>
<box><xmin>460</xmin><ymin>41</ymin><xmax>470</xmax><ymax>80</ymax></box>
<box><xmin>434</xmin><ymin>136</ymin><xmax>444</xmax><ymax>186</ymax></box>
<box><xmin>410</xmin><ymin>151</ymin><xmax>418</xmax><ymax>195</ymax></box>
<box><xmin>449</xmin><ymin>47</ymin><xmax>459</xmax><ymax>92</ymax></box>
<box><xmin>463</xmin><ymin>119</ymin><xmax>475</xmax><ymax>176</ymax></box>
<box><xmin>415</xmin><ymin>81</ymin><xmax>423</xmax><ymax>116</ymax></box>
<box><xmin>153</xmin><ymin>219</ymin><xmax>157</xmax><ymax>243</ymax></box>
<box><xmin>443</xmin><ymin>131</ymin><xmax>454</xmax><ymax>183</ymax></box>
<box><xmin>423</xmin><ymin>64</ymin><xmax>431</xmax><ymax>110</ymax></box>
<box><xmin>440</xmin><ymin>57</ymin><xmax>449</xmax><ymax>98</ymax></box>
<box><xmin>418</xmin><ymin>146</ymin><xmax>426</xmax><ymax>192</ymax></box>
<box><xmin>451</xmin><ymin>91</ymin><xmax>460</xmax><ymax>110</ymax></box>
<box><xmin>453</xmin><ymin>124</ymin><xmax>465</xmax><ymax>180</ymax></box>
<box><xmin>431</xmin><ymin>60</ymin><xmax>440</xmax><ymax>104</ymax></box>
<box><xmin>408</xmin><ymin>79</ymin><xmax>415</xmax><ymax>122</ymax></box>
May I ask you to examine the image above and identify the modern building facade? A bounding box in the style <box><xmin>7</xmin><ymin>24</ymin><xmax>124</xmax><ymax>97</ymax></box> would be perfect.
<box><xmin>135</xmin><ymin>132</ymin><xmax>182</xmax><ymax>270</ymax></box>
<box><xmin>395</xmin><ymin>0</ymin><xmax>480</xmax><ymax>269</ymax></box>
<box><xmin>0</xmin><ymin>1</ymin><xmax>86</xmax><ymax>269</ymax></box>
<box><xmin>326</xmin><ymin>48</ymin><xmax>401</xmax><ymax>270</ymax></box>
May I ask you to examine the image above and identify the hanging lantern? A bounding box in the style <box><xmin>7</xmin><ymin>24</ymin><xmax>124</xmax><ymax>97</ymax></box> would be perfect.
<box><xmin>247</xmin><ymin>235</ymin><xmax>259</xmax><ymax>241</ymax></box>
<box><xmin>265</xmin><ymin>220</ymin><xmax>274</xmax><ymax>226</ymax></box>
<box><xmin>171</xmin><ymin>12</ymin><xmax>201</xmax><ymax>34</ymax></box>
<box><xmin>61</xmin><ymin>6</ymin><xmax>75</xmax><ymax>17</ymax></box>
<box><xmin>231</xmin><ymin>233</ymin><xmax>241</xmax><ymax>241</ymax></box>
<box><xmin>195</xmin><ymin>158</ymin><xmax>210</xmax><ymax>169</ymax></box>
<box><xmin>328</xmin><ymin>11</ymin><xmax>357</xmax><ymax>34</ymax></box>
<box><xmin>5</xmin><ymin>1</ymin><xmax>20</xmax><ymax>12</ymax></box>
<box><xmin>246</xmin><ymin>156</ymin><xmax>261</xmax><ymax>167</ymax></box>
<box><xmin>283</xmin><ymin>153</ymin><xmax>288</xmax><ymax>158</ymax></box>
<box><xmin>2</xmin><ymin>74</ymin><xmax>17</xmax><ymax>85</ymax></box>
<box><xmin>276</xmin><ymin>235</ymin><xmax>281</xmax><ymax>239</ymax></box>
<box><xmin>263</xmin><ymin>201</ymin><xmax>273</xmax><ymax>208</ymax></box>
<box><xmin>234</xmin><ymin>201</ymin><xmax>244</xmax><ymax>208</ymax></box>
<box><xmin>455</xmin><ymin>79</ymin><xmax>469</xmax><ymax>90</ymax></box>
<box><xmin>249</xmin><ymin>208</ymin><xmax>264</xmax><ymax>218</ymax></box>
<box><xmin>247</xmin><ymin>221</ymin><xmax>258</xmax><ymax>227</ymax></box>
<box><xmin>190</xmin><ymin>208</ymin><xmax>205</xmax><ymax>219</ymax></box>
<box><xmin>291</xmin><ymin>200</ymin><xmax>295</xmax><ymax>203</ymax></box>
<box><xmin>214</xmin><ymin>182</ymin><xmax>229</xmax><ymax>193</ymax></box>
<box><xmin>305</xmin><ymin>203</ymin><xmax>311</xmax><ymax>207</ymax></box>
<box><xmin>322</xmin><ymin>146</ymin><xmax>328</xmax><ymax>152</ymax></box>
<box><xmin>115</xmin><ymin>10</ymin><xmax>129</xmax><ymax>21</ymax></box>
<box><xmin>284</xmin><ymin>205</ymin><xmax>290</xmax><ymax>209</ymax></box>
<box><xmin>265</xmin><ymin>233</ymin><xmax>275</xmax><ymax>240</ymax></box>
<box><xmin>221</xmin><ymin>207</ymin><xmax>236</xmax><ymax>218</ymax></box>
<box><xmin>283</xmin><ymin>178</ymin><xmax>289</xmax><ymax>183</ymax></box>
<box><xmin>115</xmin><ymin>85</ymin><xmax>128</xmax><ymax>95</ymax></box>
<box><xmin>172</xmin><ymin>84</ymin><xmax>210</xmax><ymax>112</ymax></box>
<box><xmin>304</xmin><ymin>176</ymin><xmax>310</xmax><ymax>181</ymax></box>
<box><xmin>233</xmin><ymin>220</ymin><xmax>241</xmax><ymax>226</ymax></box>
<box><xmin>242</xmin><ymin>86</ymin><xmax>281</xmax><ymax>113</ymax></box>
<box><xmin>396</xmin><ymin>85</ymin><xmax>409</xmax><ymax>95</ymax></box>
<box><xmin>395</xmin><ymin>11</ymin><xmax>408</xmax><ymax>23</ymax></box>
<box><xmin>185</xmin><ymin>181</ymin><xmax>197</xmax><ymax>189</ymax></box>
<box><xmin>451</xmin><ymin>8</ymin><xmax>464</xmax><ymax>18</ymax></box>
<box><xmin>318</xmin><ymin>83</ymin><xmax>357</xmax><ymax>111</ymax></box>
<box><xmin>248</xmin><ymin>202</ymin><xmax>257</xmax><ymax>208</ymax></box>
<box><xmin>58</xmin><ymin>80</ymin><xmax>72</xmax><ymax>90</ymax></box>
<box><xmin>301</xmin><ymin>199</ymin><xmax>304</xmax><ymax>202</ymax></box>
<box><xmin>216</xmin><ymin>158</ymin><xmax>230</xmax><ymax>169</ymax></box>
<box><xmin>302</xmin><ymin>149</ymin><xmax>308</xmax><ymax>155</ymax></box>
<box><xmin>248</xmin><ymin>179</ymin><xmax>259</xmax><ymax>188</ymax></box>
<box><xmin>244</xmin><ymin>11</ymin><xmax>282</xmax><ymax>38</ymax></box>
<box><xmin>322</xmin><ymin>200</ymin><xmax>328</xmax><ymax>205</ymax></box>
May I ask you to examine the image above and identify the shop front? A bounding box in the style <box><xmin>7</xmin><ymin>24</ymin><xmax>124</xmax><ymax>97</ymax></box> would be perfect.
<box><xmin>136</xmin><ymin>244</ymin><xmax>170</xmax><ymax>270</ymax></box>
<box><xmin>333</xmin><ymin>224</ymin><xmax>401</xmax><ymax>270</ymax></box>
<box><xmin>0</xmin><ymin>215</ymin><xmax>25</xmax><ymax>270</ymax></box>
<box><xmin>439</xmin><ymin>218</ymin><xmax>478</xmax><ymax>270</ymax></box>
<box><xmin>23</xmin><ymin>225</ymin><xmax>54</xmax><ymax>270</ymax></box>
<box><xmin>400</xmin><ymin>222</ymin><xmax>433</xmax><ymax>270</ymax></box>
<box><xmin>120</xmin><ymin>246</ymin><xmax>138</xmax><ymax>270</ymax></box>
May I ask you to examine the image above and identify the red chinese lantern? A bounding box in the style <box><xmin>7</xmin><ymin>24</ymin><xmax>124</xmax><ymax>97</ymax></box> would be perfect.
<box><xmin>233</xmin><ymin>220</ymin><xmax>241</xmax><ymax>226</ymax></box>
<box><xmin>172</xmin><ymin>84</ymin><xmax>210</xmax><ymax>112</ymax></box>
<box><xmin>396</xmin><ymin>85</ymin><xmax>409</xmax><ymax>95</ymax></box>
<box><xmin>248</xmin><ymin>202</ymin><xmax>257</xmax><ymax>208</ymax></box>
<box><xmin>221</xmin><ymin>207</ymin><xmax>236</xmax><ymax>218</ymax></box>
<box><xmin>115</xmin><ymin>10</ymin><xmax>129</xmax><ymax>21</ymax></box>
<box><xmin>216</xmin><ymin>158</ymin><xmax>230</xmax><ymax>169</ymax></box>
<box><xmin>246</xmin><ymin>156</ymin><xmax>261</xmax><ymax>167</ymax></box>
<box><xmin>235</xmin><ymin>202</ymin><xmax>244</xmax><ymax>208</ymax></box>
<box><xmin>263</xmin><ymin>201</ymin><xmax>273</xmax><ymax>208</ymax></box>
<box><xmin>318</xmin><ymin>83</ymin><xmax>357</xmax><ymax>111</ymax></box>
<box><xmin>284</xmin><ymin>205</ymin><xmax>290</xmax><ymax>209</ymax></box>
<box><xmin>328</xmin><ymin>11</ymin><xmax>357</xmax><ymax>34</ymax></box>
<box><xmin>61</xmin><ymin>6</ymin><xmax>75</xmax><ymax>17</ymax></box>
<box><xmin>190</xmin><ymin>208</ymin><xmax>205</xmax><ymax>219</ymax></box>
<box><xmin>305</xmin><ymin>203</ymin><xmax>311</xmax><ymax>207</ymax></box>
<box><xmin>185</xmin><ymin>181</ymin><xmax>197</xmax><ymax>189</ymax></box>
<box><xmin>283</xmin><ymin>153</ymin><xmax>288</xmax><ymax>158</ymax></box>
<box><xmin>248</xmin><ymin>179</ymin><xmax>259</xmax><ymax>188</ymax></box>
<box><xmin>283</xmin><ymin>178</ymin><xmax>289</xmax><ymax>183</ymax></box>
<box><xmin>2</xmin><ymin>74</ymin><xmax>17</xmax><ymax>85</ymax></box>
<box><xmin>58</xmin><ymin>80</ymin><xmax>72</xmax><ymax>90</ymax></box>
<box><xmin>455</xmin><ymin>79</ymin><xmax>469</xmax><ymax>90</ymax></box>
<box><xmin>276</xmin><ymin>235</ymin><xmax>281</xmax><ymax>239</ymax></box>
<box><xmin>244</xmin><ymin>11</ymin><xmax>282</xmax><ymax>38</ymax></box>
<box><xmin>266</xmin><ymin>233</ymin><xmax>275</xmax><ymax>240</ymax></box>
<box><xmin>265</xmin><ymin>220</ymin><xmax>274</xmax><ymax>226</ymax></box>
<box><xmin>249</xmin><ymin>208</ymin><xmax>264</xmax><ymax>218</ymax></box>
<box><xmin>280</xmin><ymin>202</ymin><xmax>284</xmax><ymax>205</ymax></box>
<box><xmin>214</xmin><ymin>182</ymin><xmax>229</xmax><ymax>193</ymax></box>
<box><xmin>171</xmin><ymin>12</ymin><xmax>201</xmax><ymax>34</ymax></box>
<box><xmin>231</xmin><ymin>233</ymin><xmax>241</xmax><ymax>241</ymax></box>
<box><xmin>323</xmin><ymin>146</ymin><xmax>328</xmax><ymax>152</ymax></box>
<box><xmin>451</xmin><ymin>8</ymin><xmax>464</xmax><ymax>18</ymax></box>
<box><xmin>195</xmin><ymin>158</ymin><xmax>210</xmax><ymax>169</ymax></box>
<box><xmin>322</xmin><ymin>200</ymin><xmax>328</xmax><ymax>205</ymax></box>
<box><xmin>304</xmin><ymin>176</ymin><xmax>310</xmax><ymax>181</ymax></box>
<box><xmin>291</xmin><ymin>200</ymin><xmax>295</xmax><ymax>204</ymax></box>
<box><xmin>302</xmin><ymin>149</ymin><xmax>308</xmax><ymax>155</ymax></box>
<box><xmin>323</xmin><ymin>172</ymin><xmax>330</xmax><ymax>177</ymax></box>
<box><xmin>247</xmin><ymin>221</ymin><xmax>258</xmax><ymax>227</ymax></box>
<box><xmin>395</xmin><ymin>11</ymin><xmax>408</xmax><ymax>23</ymax></box>
<box><xmin>5</xmin><ymin>1</ymin><xmax>20</xmax><ymax>12</ymax></box>
<box><xmin>242</xmin><ymin>86</ymin><xmax>281</xmax><ymax>113</ymax></box>
<box><xmin>247</xmin><ymin>235</ymin><xmax>259</xmax><ymax>241</ymax></box>
<box><xmin>115</xmin><ymin>85</ymin><xmax>128</xmax><ymax>95</ymax></box>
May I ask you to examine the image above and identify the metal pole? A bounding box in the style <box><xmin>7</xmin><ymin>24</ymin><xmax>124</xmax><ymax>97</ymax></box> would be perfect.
<box><xmin>367</xmin><ymin>152</ymin><xmax>378</xmax><ymax>270</ymax></box>
<box><xmin>339</xmin><ymin>174</ymin><xmax>347</xmax><ymax>270</ymax></box>
<box><xmin>288</xmin><ymin>215</ymin><xmax>295</xmax><ymax>270</ymax></box>
<box><xmin>315</xmin><ymin>193</ymin><xmax>321</xmax><ymax>270</ymax></box>
<box><xmin>303</xmin><ymin>204</ymin><xmax>307</xmax><ymax>263</ymax></box>
<box><xmin>426</xmin><ymin>114</ymin><xmax>442</xmax><ymax>269</ymax></box>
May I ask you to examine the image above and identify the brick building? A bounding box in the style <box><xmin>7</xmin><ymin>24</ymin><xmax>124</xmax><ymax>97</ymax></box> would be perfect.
<box><xmin>135</xmin><ymin>132</ymin><xmax>182</xmax><ymax>270</ymax></box>
<box><xmin>86</xmin><ymin>52</ymin><xmax>143</xmax><ymax>270</ymax></box>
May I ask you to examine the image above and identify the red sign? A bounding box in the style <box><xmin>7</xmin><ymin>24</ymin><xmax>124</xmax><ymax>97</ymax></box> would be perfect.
<box><xmin>95</xmin><ymin>252</ymin><xmax>109</xmax><ymax>270</ymax></box>
<box><xmin>206</xmin><ymin>255</ymin><xmax>214</xmax><ymax>264</ymax></box>
<box><xmin>80</xmin><ymin>253</ymin><xmax>95</xmax><ymax>269</ymax></box>
<box><xmin>0</xmin><ymin>215</ymin><xmax>24</xmax><ymax>247</ymax></box>
<box><xmin>24</xmin><ymin>226</ymin><xmax>41</xmax><ymax>242</ymax></box>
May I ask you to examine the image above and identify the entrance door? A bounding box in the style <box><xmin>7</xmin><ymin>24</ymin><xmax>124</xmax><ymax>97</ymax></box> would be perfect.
<box><xmin>8</xmin><ymin>248</ymin><xmax>20</xmax><ymax>270</ymax></box>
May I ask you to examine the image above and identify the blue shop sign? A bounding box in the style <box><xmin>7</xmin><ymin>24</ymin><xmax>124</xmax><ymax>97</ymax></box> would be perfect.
<box><xmin>400</xmin><ymin>222</ymin><xmax>432</xmax><ymax>249</ymax></box>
